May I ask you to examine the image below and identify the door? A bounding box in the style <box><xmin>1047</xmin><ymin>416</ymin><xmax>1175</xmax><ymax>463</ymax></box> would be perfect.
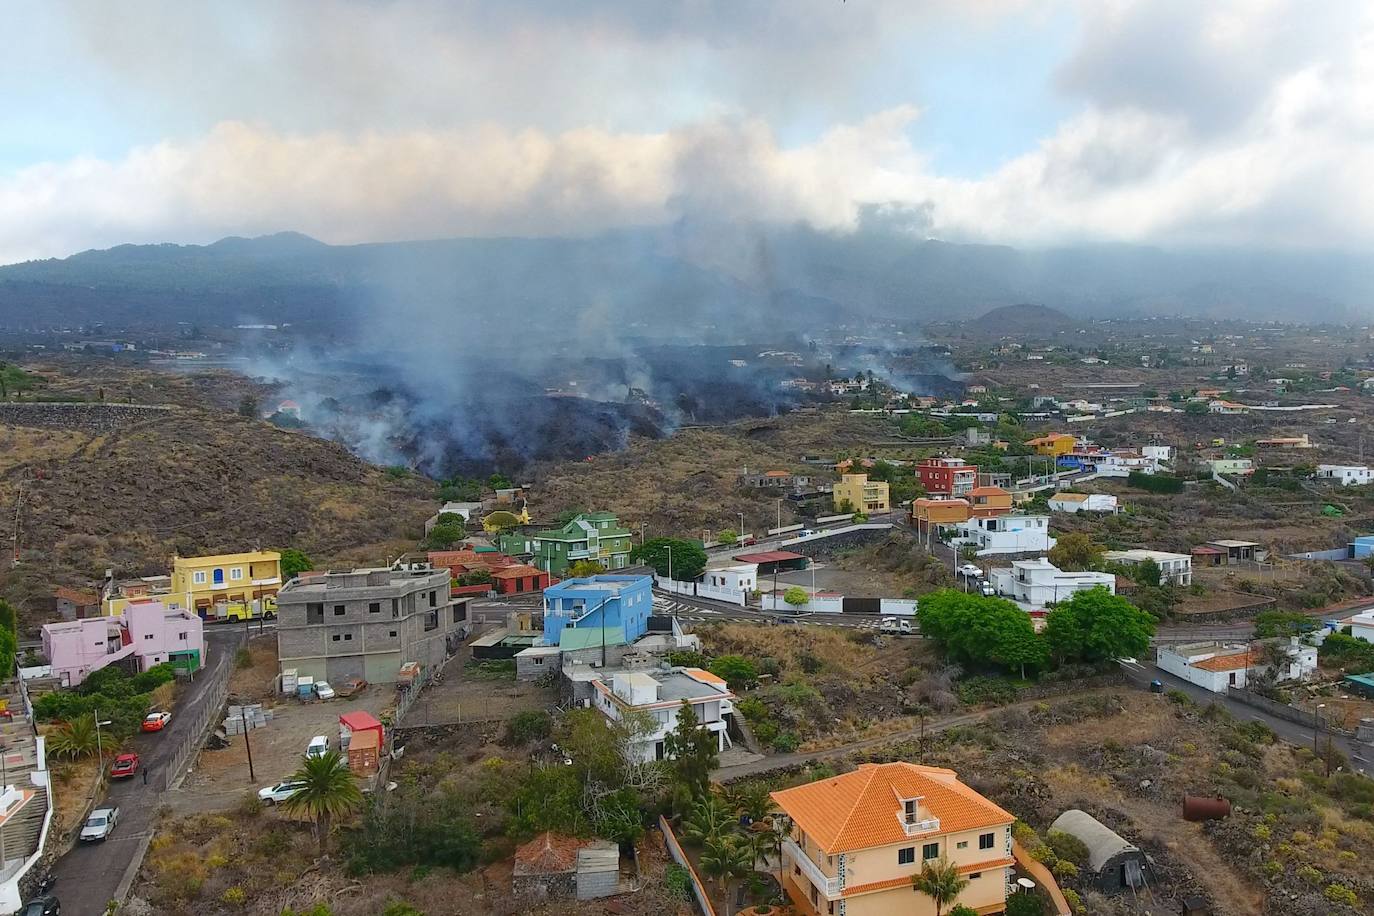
<box><xmin>213</xmin><ymin>568</ymin><xmax>224</xmax><ymax>586</ymax></box>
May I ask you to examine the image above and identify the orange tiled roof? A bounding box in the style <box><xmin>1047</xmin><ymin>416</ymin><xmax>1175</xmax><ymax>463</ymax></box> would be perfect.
<box><xmin>770</xmin><ymin>762</ymin><xmax>1014</xmax><ymax>854</ymax></box>
<box><xmin>968</xmin><ymin>486</ymin><xmax>1009</xmax><ymax>497</ymax></box>
<box><xmin>1192</xmin><ymin>650</ymin><xmax>1261</xmax><ymax>672</ymax></box>
<box><xmin>1051</xmin><ymin>492</ymin><xmax>1088</xmax><ymax>502</ymax></box>
<box><xmin>54</xmin><ymin>586</ymin><xmax>99</xmax><ymax>605</ymax></box>
<box><xmin>490</xmin><ymin>564</ymin><xmax>544</xmax><ymax>579</ymax></box>
<box><xmin>683</xmin><ymin>668</ymin><xmax>728</xmax><ymax>686</ymax></box>
<box><xmin>764</xmin><ymin>470</ymin><xmax>791</xmax><ymax>477</ymax></box>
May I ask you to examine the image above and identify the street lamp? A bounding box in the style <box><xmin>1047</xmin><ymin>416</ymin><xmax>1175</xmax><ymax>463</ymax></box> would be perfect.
<box><xmin>776</xmin><ymin>498</ymin><xmax>783</xmax><ymax>533</ymax></box>
<box><xmin>666</xmin><ymin>544</ymin><xmax>673</xmax><ymax>583</ymax></box>
<box><xmin>739</xmin><ymin>512</ymin><xmax>745</xmax><ymax>539</ymax></box>
<box><xmin>94</xmin><ymin>709</ymin><xmax>113</xmax><ymax>780</ymax></box>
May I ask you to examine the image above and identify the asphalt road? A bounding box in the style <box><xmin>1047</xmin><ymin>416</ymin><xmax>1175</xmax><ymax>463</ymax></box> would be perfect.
<box><xmin>47</xmin><ymin>626</ymin><xmax>242</xmax><ymax>915</ymax></box>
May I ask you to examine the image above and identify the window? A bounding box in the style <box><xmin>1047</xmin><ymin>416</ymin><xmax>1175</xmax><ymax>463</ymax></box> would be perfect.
<box><xmin>343</xmin><ymin>633</ymin><xmax>353</xmax><ymax>641</ymax></box>
<box><xmin>429</xmin><ymin>590</ymin><xmax>437</xmax><ymax>607</ymax></box>
<box><xmin>979</xmin><ymin>832</ymin><xmax>995</xmax><ymax>850</ymax></box>
<box><xmin>903</xmin><ymin>799</ymin><xmax>917</xmax><ymax>824</ymax></box>
<box><xmin>331</xmin><ymin>634</ymin><xmax>341</xmax><ymax>642</ymax></box>
<box><xmin>424</xmin><ymin>611</ymin><xmax>438</xmax><ymax>632</ymax></box>
<box><xmin>452</xmin><ymin>605</ymin><xmax>465</xmax><ymax>624</ymax></box>
<box><xmin>143</xmin><ymin>633</ymin><xmax>154</xmax><ymax>640</ymax></box>
<box><xmin>307</xmin><ymin>602</ymin><xmax>323</xmax><ymax>623</ymax></box>
<box><xmin>956</xmin><ymin>841</ymin><xmax>968</xmax><ymax>850</ymax></box>
<box><xmin>333</xmin><ymin>604</ymin><xmax>346</xmax><ymax>616</ymax></box>
<box><xmin>177</xmin><ymin>632</ymin><xmax>187</xmax><ymax>640</ymax></box>
<box><xmin>369</xmin><ymin>602</ymin><xmax>381</xmax><ymax>614</ymax></box>
<box><xmin>229</xmin><ymin>567</ymin><xmax>243</xmax><ymax>581</ymax></box>
<box><xmin>898</xmin><ymin>847</ymin><xmax>915</xmax><ymax>865</ymax></box>
<box><xmin>922</xmin><ymin>843</ymin><xmax>939</xmax><ymax>860</ymax></box>
<box><xmin>192</xmin><ymin>571</ymin><xmax>207</xmax><ymax>585</ymax></box>
<box><xmin>969</xmin><ymin>872</ymin><xmax>982</xmax><ymax>880</ymax></box>
<box><xmin>392</xmin><ymin>598</ymin><xmax>399</xmax><ymax>618</ymax></box>
<box><xmin>389</xmin><ymin>630</ymin><xmax>398</xmax><ymax>638</ymax></box>
<box><xmin>532</xmin><ymin>656</ymin><xmax>544</xmax><ymax>666</ymax></box>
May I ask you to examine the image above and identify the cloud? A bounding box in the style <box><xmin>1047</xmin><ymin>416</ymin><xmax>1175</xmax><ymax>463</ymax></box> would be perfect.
<box><xmin>4</xmin><ymin>1</ymin><xmax>1374</xmax><ymax>262</ymax></box>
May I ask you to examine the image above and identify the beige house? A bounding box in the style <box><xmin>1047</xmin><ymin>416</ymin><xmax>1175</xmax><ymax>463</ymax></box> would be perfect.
<box><xmin>772</xmin><ymin>762</ymin><xmax>1016</xmax><ymax>916</ymax></box>
<box><xmin>833</xmin><ymin>473</ymin><xmax>891</xmax><ymax>513</ymax></box>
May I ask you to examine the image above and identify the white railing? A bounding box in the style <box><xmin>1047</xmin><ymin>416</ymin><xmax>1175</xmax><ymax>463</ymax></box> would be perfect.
<box><xmin>783</xmin><ymin>839</ymin><xmax>841</xmax><ymax>898</ymax></box>
<box><xmin>898</xmin><ymin>813</ymin><xmax>941</xmax><ymax>836</ymax></box>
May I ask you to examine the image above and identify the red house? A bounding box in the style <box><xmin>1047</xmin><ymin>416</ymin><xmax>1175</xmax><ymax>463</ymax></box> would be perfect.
<box><xmin>491</xmin><ymin>564</ymin><xmax>553</xmax><ymax>595</ymax></box>
<box><xmin>916</xmin><ymin>457</ymin><xmax>978</xmax><ymax>497</ymax></box>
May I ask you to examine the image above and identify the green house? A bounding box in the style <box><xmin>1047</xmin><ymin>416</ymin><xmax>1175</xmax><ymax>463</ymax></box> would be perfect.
<box><xmin>499</xmin><ymin>511</ymin><xmax>633</xmax><ymax>575</ymax></box>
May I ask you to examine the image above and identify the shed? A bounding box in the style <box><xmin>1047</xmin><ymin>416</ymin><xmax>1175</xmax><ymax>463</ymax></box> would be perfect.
<box><xmin>574</xmin><ymin>839</ymin><xmax>621</xmax><ymax>900</ymax></box>
<box><xmin>513</xmin><ymin>831</ymin><xmax>583</xmax><ymax>900</ymax></box>
<box><xmin>345</xmin><ymin>727</ymin><xmax>379</xmax><ymax>775</ymax></box>
<box><xmin>339</xmin><ymin>710</ymin><xmax>385</xmax><ymax>752</ymax></box>
<box><xmin>1050</xmin><ymin>809</ymin><xmax>1149</xmax><ymax>895</ymax></box>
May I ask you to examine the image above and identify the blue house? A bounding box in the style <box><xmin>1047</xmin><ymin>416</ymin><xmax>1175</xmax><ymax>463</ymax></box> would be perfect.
<box><xmin>542</xmin><ymin>575</ymin><xmax>654</xmax><ymax>646</ymax></box>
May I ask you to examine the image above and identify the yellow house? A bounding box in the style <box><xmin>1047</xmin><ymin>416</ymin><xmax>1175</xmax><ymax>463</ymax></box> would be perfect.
<box><xmin>773</xmin><ymin>762</ymin><xmax>1016</xmax><ymax>916</ymax></box>
<box><xmin>833</xmin><ymin>474</ymin><xmax>891</xmax><ymax>513</ymax></box>
<box><xmin>108</xmin><ymin>550</ymin><xmax>283</xmax><ymax>620</ymax></box>
<box><xmin>1026</xmin><ymin>433</ymin><xmax>1076</xmax><ymax>457</ymax></box>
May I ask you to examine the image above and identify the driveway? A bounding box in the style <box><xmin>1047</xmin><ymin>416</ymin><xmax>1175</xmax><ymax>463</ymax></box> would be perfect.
<box><xmin>47</xmin><ymin>625</ymin><xmax>242</xmax><ymax>915</ymax></box>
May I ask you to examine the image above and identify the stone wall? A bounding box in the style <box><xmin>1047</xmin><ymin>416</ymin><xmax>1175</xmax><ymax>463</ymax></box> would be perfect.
<box><xmin>0</xmin><ymin>402</ymin><xmax>172</xmax><ymax>431</ymax></box>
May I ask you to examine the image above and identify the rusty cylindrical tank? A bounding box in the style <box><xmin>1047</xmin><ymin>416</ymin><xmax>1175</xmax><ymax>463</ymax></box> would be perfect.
<box><xmin>1183</xmin><ymin>796</ymin><xmax>1231</xmax><ymax>821</ymax></box>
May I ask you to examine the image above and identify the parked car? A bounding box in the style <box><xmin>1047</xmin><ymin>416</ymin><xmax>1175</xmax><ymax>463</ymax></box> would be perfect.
<box><xmin>141</xmin><ymin>711</ymin><xmax>172</xmax><ymax>732</ymax></box>
<box><xmin>978</xmin><ymin>581</ymin><xmax>996</xmax><ymax>597</ymax></box>
<box><xmin>109</xmin><ymin>753</ymin><xmax>139</xmax><ymax>779</ymax></box>
<box><xmin>80</xmin><ymin>806</ymin><xmax>119</xmax><ymax>842</ymax></box>
<box><xmin>336</xmin><ymin>677</ymin><xmax>368</xmax><ymax>698</ymax></box>
<box><xmin>313</xmin><ymin>680</ymin><xmax>336</xmax><ymax>701</ymax></box>
<box><xmin>739</xmin><ymin>535</ymin><xmax>757</xmax><ymax>546</ymax></box>
<box><xmin>958</xmin><ymin>563</ymin><xmax>982</xmax><ymax>579</ymax></box>
<box><xmin>20</xmin><ymin>895</ymin><xmax>59</xmax><ymax>916</ymax></box>
<box><xmin>798</xmin><ymin>529</ymin><xmax>815</xmax><ymax>537</ymax></box>
<box><xmin>306</xmin><ymin>735</ymin><xmax>329</xmax><ymax>759</ymax></box>
<box><xmin>257</xmin><ymin>780</ymin><xmax>307</xmax><ymax>805</ymax></box>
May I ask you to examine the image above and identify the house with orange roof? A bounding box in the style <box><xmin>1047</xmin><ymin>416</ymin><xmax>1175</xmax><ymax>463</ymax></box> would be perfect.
<box><xmin>910</xmin><ymin>498</ymin><xmax>971</xmax><ymax>534</ymax></box>
<box><xmin>772</xmin><ymin>761</ymin><xmax>1016</xmax><ymax>916</ymax></box>
<box><xmin>1157</xmin><ymin>640</ymin><xmax>1316</xmax><ymax>693</ymax></box>
<box><xmin>490</xmin><ymin>563</ymin><xmax>553</xmax><ymax>595</ymax></box>
<box><xmin>967</xmin><ymin>486</ymin><xmax>1012</xmax><ymax>518</ymax></box>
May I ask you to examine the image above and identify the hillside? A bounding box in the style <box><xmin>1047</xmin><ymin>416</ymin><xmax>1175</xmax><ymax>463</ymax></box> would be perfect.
<box><xmin>964</xmin><ymin>303</ymin><xmax>1077</xmax><ymax>335</ymax></box>
<box><xmin>0</xmin><ymin>366</ymin><xmax>437</xmax><ymax>628</ymax></box>
<box><xmin>2</xmin><ymin>228</ymin><xmax>1372</xmax><ymax>330</ymax></box>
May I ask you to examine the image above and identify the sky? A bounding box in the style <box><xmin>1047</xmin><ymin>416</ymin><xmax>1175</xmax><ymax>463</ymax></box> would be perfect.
<box><xmin>1</xmin><ymin>0</ymin><xmax>1372</xmax><ymax>264</ymax></box>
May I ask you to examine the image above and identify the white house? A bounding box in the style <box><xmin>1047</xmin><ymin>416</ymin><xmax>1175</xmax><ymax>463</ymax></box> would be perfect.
<box><xmin>1351</xmin><ymin>611</ymin><xmax>1374</xmax><ymax>644</ymax></box>
<box><xmin>1047</xmin><ymin>492</ymin><xmax>1119</xmax><ymax>514</ymax></box>
<box><xmin>1157</xmin><ymin>639</ymin><xmax>1317</xmax><ymax>693</ymax></box>
<box><xmin>590</xmin><ymin>667</ymin><xmax>734</xmax><ymax>762</ymax></box>
<box><xmin>952</xmin><ymin>514</ymin><xmax>1055</xmax><ymax>556</ymax></box>
<box><xmin>657</xmin><ymin>562</ymin><xmax>759</xmax><ymax>606</ymax></box>
<box><xmin>988</xmin><ymin>558</ymin><xmax>1115</xmax><ymax>606</ymax></box>
<box><xmin>1141</xmin><ymin>445</ymin><xmax>1174</xmax><ymax>463</ymax></box>
<box><xmin>1316</xmin><ymin>465</ymin><xmax>1374</xmax><ymax>487</ymax></box>
<box><xmin>1103</xmin><ymin>549</ymin><xmax>1193</xmax><ymax>586</ymax></box>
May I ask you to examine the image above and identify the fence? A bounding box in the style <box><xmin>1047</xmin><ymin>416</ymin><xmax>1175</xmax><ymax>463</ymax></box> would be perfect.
<box><xmin>1226</xmin><ymin>687</ymin><xmax>1355</xmax><ymax>738</ymax></box>
<box><xmin>658</xmin><ymin>815</ymin><xmax>716</xmax><ymax>916</ymax></box>
<box><xmin>165</xmin><ymin>629</ymin><xmax>243</xmax><ymax>791</ymax></box>
<box><xmin>654</xmin><ymin>575</ymin><xmax>747</xmax><ymax>607</ymax></box>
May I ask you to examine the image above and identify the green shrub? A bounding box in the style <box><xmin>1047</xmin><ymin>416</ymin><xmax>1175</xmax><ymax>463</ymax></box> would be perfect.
<box><xmin>1295</xmin><ymin>865</ymin><xmax>1322</xmax><ymax>884</ymax></box>
<box><xmin>1323</xmin><ymin>884</ymin><xmax>1359</xmax><ymax>907</ymax></box>
<box><xmin>220</xmin><ymin>886</ymin><xmax>247</xmax><ymax>906</ymax></box>
<box><xmin>707</xmin><ymin>655</ymin><xmax>758</xmax><ymax>689</ymax></box>
<box><xmin>667</xmin><ymin>650</ymin><xmax>708</xmax><ymax>669</ymax></box>
<box><xmin>503</xmin><ymin>710</ymin><xmax>553</xmax><ymax>746</ymax></box>
<box><xmin>1051</xmin><ymin>860</ymin><xmax>1078</xmax><ymax>880</ymax></box>
<box><xmin>663</xmin><ymin>864</ymin><xmax>692</xmax><ymax>901</ymax></box>
<box><xmin>956</xmin><ymin>676</ymin><xmax>1019</xmax><ymax>706</ymax></box>
<box><xmin>1047</xmin><ymin>829</ymin><xmax>1090</xmax><ymax>866</ymax></box>
<box><xmin>772</xmin><ymin>732</ymin><xmax>799</xmax><ymax>752</ymax></box>
<box><xmin>1005</xmin><ymin>894</ymin><xmax>1046</xmax><ymax>916</ymax></box>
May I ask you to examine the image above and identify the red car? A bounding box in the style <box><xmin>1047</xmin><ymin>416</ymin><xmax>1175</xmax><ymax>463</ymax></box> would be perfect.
<box><xmin>141</xmin><ymin>712</ymin><xmax>171</xmax><ymax>732</ymax></box>
<box><xmin>109</xmin><ymin>753</ymin><xmax>139</xmax><ymax>779</ymax></box>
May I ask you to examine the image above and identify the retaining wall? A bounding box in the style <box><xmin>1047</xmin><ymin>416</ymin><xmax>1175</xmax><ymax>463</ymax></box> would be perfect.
<box><xmin>0</xmin><ymin>402</ymin><xmax>172</xmax><ymax>431</ymax></box>
<box><xmin>659</xmin><ymin>815</ymin><xmax>716</xmax><ymax>916</ymax></box>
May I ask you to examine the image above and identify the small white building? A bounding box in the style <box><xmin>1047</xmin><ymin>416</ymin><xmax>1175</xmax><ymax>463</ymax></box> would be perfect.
<box><xmin>989</xmin><ymin>558</ymin><xmax>1115</xmax><ymax>606</ymax></box>
<box><xmin>1157</xmin><ymin>639</ymin><xmax>1317</xmax><ymax>693</ymax></box>
<box><xmin>425</xmin><ymin>501</ymin><xmax>485</xmax><ymax>532</ymax></box>
<box><xmin>952</xmin><ymin>514</ymin><xmax>1055</xmax><ymax>557</ymax></box>
<box><xmin>588</xmin><ymin>667</ymin><xmax>735</xmax><ymax>762</ymax></box>
<box><xmin>1047</xmin><ymin>492</ymin><xmax>1119</xmax><ymax>514</ymax></box>
<box><xmin>1351</xmin><ymin>611</ymin><xmax>1374</xmax><ymax>644</ymax></box>
<box><xmin>1103</xmin><ymin>549</ymin><xmax>1193</xmax><ymax>586</ymax></box>
<box><xmin>1316</xmin><ymin>465</ymin><xmax>1374</xmax><ymax>487</ymax></box>
<box><xmin>1141</xmin><ymin>445</ymin><xmax>1174</xmax><ymax>463</ymax></box>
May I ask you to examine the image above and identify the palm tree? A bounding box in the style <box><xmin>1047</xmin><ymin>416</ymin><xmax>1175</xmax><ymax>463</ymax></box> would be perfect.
<box><xmin>699</xmin><ymin>834</ymin><xmax>753</xmax><ymax>916</ymax></box>
<box><xmin>725</xmin><ymin>780</ymin><xmax>773</xmax><ymax>825</ymax></box>
<box><xmin>913</xmin><ymin>856</ymin><xmax>969</xmax><ymax>916</ymax></box>
<box><xmin>46</xmin><ymin>713</ymin><xmax>119</xmax><ymax>761</ymax></box>
<box><xmin>279</xmin><ymin>750</ymin><xmax>363</xmax><ymax>856</ymax></box>
<box><xmin>682</xmin><ymin>795</ymin><xmax>733</xmax><ymax>845</ymax></box>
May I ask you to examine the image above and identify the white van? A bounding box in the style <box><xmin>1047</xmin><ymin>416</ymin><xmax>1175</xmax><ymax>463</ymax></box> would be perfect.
<box><xmin>306</xmin><ymin>735</ymin><xmax>329</xmax><ymax>759</ymax></box>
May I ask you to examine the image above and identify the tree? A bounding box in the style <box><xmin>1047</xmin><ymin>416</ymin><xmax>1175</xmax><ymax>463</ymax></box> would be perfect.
<box><xmin>280</xmin><ymin>750</ymin><xmax>364</xmax><ymax>856</ymax></box>
<box><xmin>663</xmin><ymin>701</ymin><xmax>718</xmax><ymax>811</ymax></box>
<box><xmin>426</xmin><ymin>522</ymin><xmax>467</xmax><ymax>549</ymax></box>
<box><xmin>1131</xmin><ymin>557</ymin><xmax>1162</xmax><ymax>588</ymax></box>
<box><xmin>913</xmin><ymin>856</ymin><xmax>969</xmax><ymax>916</ymax></box>
<box><xmin>488</xmin><ymin>473</ymin><xmax>514</xmax><ymax>491</ymax></box>
<box><xmin>482</xmin><ymin>510</ymin><xmax>521</xmax><ymax>533</ymax></box>
<box><xmin>554</xmin><ymin>507</ymin><xmax>588</xmax><ymax>527</ymax></box>
<box><xmin>1045</xmin><ymin>588</ymin><xmax>1155</xmax><ymax>664</ymax></box>
<box><xmin>682</xmin><ymin>796</ymin><xmax>733</xmax><ymax>845</ymax></box>
<box><xmin>699</xmin><ymin>834</ymin><xmax>753</xmax><ymax>914</ymax></box>
<box><xmin>707</xmin><ymin>655</ymin><xmax>758</xmax><ymax>689</ymax></box>
<box><xmin>45</xmin><ymin>713</ymin><xmax>119</xmax><ymax>760</ymax></box>
<box><xmin>278</xmin><ymin>548</ymin><xmax>313</xmax><ymax>580</ymax></box>
<box><xmin>631</xmin><ymin>538</ymin><xmax>707</xmax><ymax>581</ymax></box>
<box><xmin>1004</xmin><ymin>894</ymin><xmax>1046</xmax><ymax>916</ymax></box>
<box><xmin>1048</xmin><ymin>533</ymin><xmax>1102</xmax><ymax>572</ymax></box>
<box><xmin>782</xmin><ymin>586</ymin><xmax>808</xmax><ymax>608</ymax></box>
<box><xmin>917</xmin><ymin>590</ymin><xmax>1047</xmax><ymax>676</ymax></box>
<box><xmin>716</xmin><ymin>529</ymin><xmax>738</xmax><ymax>546</ymax></box>
<box><xmin>1184</xmin><ymin>400</ymin><xmax>1209</xmax><ymax>416</ymax></box>
<box><xmin>238</xmin><ymin>395</ymin><xmax>258</xmax><ymax>418</ymax></box>
<box><xmin>567</xmin><ymin>559</ymin><xmax>606</xmax><ymax>578</ymax></box>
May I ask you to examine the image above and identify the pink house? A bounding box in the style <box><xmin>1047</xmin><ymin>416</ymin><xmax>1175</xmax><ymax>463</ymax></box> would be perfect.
<box><xmin>42</xmin><ymin>600</ymin><xmax>204</xmax><ymax>687</ymax></box>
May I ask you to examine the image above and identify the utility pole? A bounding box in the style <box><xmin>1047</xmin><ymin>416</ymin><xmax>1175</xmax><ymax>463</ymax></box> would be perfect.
<box><xmin>776</xmin><ymin>498</ymin><xmax>783</xmax><ymax>534</ymax></box>
<box><xmin>241</xmin><ymin>708</ymin><xmax>256</xmax><ymax>782</ymax></box>
<box><xmin>739</xmin><ymin>512</ymin><xmax>745</xmax><ymax>539</ymax></box>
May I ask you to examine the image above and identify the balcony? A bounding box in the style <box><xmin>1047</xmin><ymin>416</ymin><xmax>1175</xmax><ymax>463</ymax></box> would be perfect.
<box><xmin>897</xmin><ymin>812</ymin><xmax>941</xmax><ymax>836</ymax></box>
<box><xmin>783</xmin><ymin>839</ymin><xmax>841</xmax><ymax>899</ymax></box>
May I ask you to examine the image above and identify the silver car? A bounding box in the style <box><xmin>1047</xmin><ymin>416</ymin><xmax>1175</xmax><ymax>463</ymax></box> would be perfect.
<box><xmin>80</xmin><ymin>807</ymin><xmax>118</xmax><ymax>842</ymax></box>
